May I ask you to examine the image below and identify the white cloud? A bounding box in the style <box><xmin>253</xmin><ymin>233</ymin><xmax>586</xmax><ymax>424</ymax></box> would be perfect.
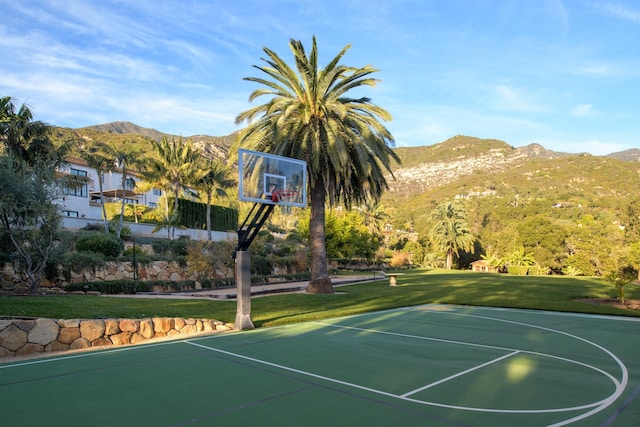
<box><xmin>571</xmin><ymin>104</ymin><xmax>595</xmax><ymax>117</ymax></box>
<box><xmin>601</xmin><ymin>3</ymin><xmax>640</xmax><ymax>23</ymax></box>
<box><xmin>491</xmin><ymin>85</ymin><xmax>546</xmax><ymax>113</ymax></box>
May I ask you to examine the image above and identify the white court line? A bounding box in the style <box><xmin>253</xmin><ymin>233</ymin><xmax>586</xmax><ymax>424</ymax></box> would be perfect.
<box><xmin>1</xmin><ymin>304</ymin><xmax>631</xmax><ymax>426</ymax></box>
<box><xmin>311</xmin><ymin>320</ymin><xmax>621</xmax><ymax>386</ymax></box>
<box><xmin>185</xmin><ymin>322</ymin><xmax>618</xmax><ymax>416</ymax></box>
<box><xmin>184</xmin><ymin>340</ymin><xmax>400</xmax><ymax>400</ymax></box>
<box><xmin>401</xmin><ymin>351</ymin><xmax>520</xmax><ymax>398</ymax></box>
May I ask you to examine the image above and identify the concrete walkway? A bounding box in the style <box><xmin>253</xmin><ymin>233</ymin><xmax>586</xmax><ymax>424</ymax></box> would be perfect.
<box><xmin>105</xmin><ymin>274</ymin><xmax>384</xmax><ymax>300</ymax></box>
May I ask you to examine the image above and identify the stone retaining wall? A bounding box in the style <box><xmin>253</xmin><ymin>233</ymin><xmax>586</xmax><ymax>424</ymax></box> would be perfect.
<box><xmin>1</xmin><ymin>260</ymin><xmax>234</xmax><ymax>293</ymax></box>
<box><xmin>0</xmin><ymin>316</ymin><xmax>234</xmax><ymax>361</ymax></box>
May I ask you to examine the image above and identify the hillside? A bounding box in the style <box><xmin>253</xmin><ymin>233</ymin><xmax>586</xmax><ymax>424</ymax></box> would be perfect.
<box><xmin>607</xmin><ymin>148</ymin><xmax>640</xmax><ymax>162</ymax></box>
<box><xmin>43</xmin><ymin>122</ymin><xmax>640</xmax><ymax>275</ymax></box>
<box><xmin>81</xmin><ymin>121</ymin><xmax>236</xmax><ymax>159</ymax></box>
<box><xmin>50</xmin><ymin>121</ymin><xmax>235</xmax><ymax>160</ymax></box>
<box><xmin>385</xmin><ymin>135</ymin><xmax>638</xmax><ymax>199</ymax></box>
<box><xmin>58</xmin><ymin>124</ymin><xmax>637</xmax><ymax>217</ymax></box>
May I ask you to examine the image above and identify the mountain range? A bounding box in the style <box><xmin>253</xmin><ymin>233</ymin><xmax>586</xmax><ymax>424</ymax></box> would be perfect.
<box><xmin>50</xmin><ymin>121</ymin><xmax>640</xmax><ymax>273</ymax></box>
<box><xmin>71</xmin><ymin>122</ymin><xmax>639</xmax><ymax>234</ymax></box>
<box><xmin>81</xmin><ymin>121</ymin><xmax>640</xmax><ymax>162</ymax></box>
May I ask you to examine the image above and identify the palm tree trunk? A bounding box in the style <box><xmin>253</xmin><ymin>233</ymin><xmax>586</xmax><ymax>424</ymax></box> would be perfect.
<box><xmin>117</xmin><ymin>175</ymin><xmax>126</xmax><ymax>239</ymax></box>
<box><xmin>206</xmin><ymin>192</ymin><xmax>212</xmax><ymax>241</ymax></box>
<box><xmin>306</xmin><ymin>180</ymin><xmax>333</xmax><ymax>294</ymax></box>
<box><xmin>164</xmin><ymin>195</ymin><xmax>171</xmax><ymax>239</ymax></box>
<box><xmin>171</xmin><ymin>187</ymin><xmax>180</xmax><ymax>240</ymax></box>
<box><xmin>446</xmin><ymin>250</ymin><xmax>453</xmax><ymax>270</ymax></box>
<box><xmin>97</xmin><ymin>171</ymin><xmax>109</xmax><ymax>233</ymax></box>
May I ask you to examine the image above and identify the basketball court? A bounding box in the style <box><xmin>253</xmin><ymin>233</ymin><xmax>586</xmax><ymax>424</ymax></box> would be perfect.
<box><xmin>2</xmin><ymin>304</ymin><xmax>639</xmax><ymax>426</ymax></box>
<box><xmin>4</xmin><ymin>150</ymin><xmax>638</xmax><ymax>425</ymax></box>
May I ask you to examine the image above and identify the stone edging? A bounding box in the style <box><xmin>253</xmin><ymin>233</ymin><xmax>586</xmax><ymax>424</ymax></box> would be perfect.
<box><xmin>0</xmin><ymin>317</ymin><xmax>235</xmax><ymax>361</ymax></box>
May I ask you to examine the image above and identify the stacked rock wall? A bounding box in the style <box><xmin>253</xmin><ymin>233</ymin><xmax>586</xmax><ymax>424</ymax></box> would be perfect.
<box><xmin>1</xmin><ymin>260</ymin><xmax>233</xmax><ymax>293</ymax></box>
<box><xmin>0</xmin><ymin>317</ymin><xmax>234</xmax><ymax>361</ymax></box>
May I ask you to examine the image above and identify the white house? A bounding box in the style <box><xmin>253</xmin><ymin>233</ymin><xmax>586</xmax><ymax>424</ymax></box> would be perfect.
<box><xmin>57</xmin><ymin>156</ymin><xmax>162</xmax><ymax>220</ymax></box>
<box><xmin>55</xmin><ymin>158</ymin><xmax>235</xmax><ymax>241</ymax></box>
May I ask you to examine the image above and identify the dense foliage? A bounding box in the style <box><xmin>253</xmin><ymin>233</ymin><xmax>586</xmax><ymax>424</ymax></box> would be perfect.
<box><xmin>75</xmin><ymin>232</ymin><xmax>123</xmax><ymax>257</ymax></box>
<box><xmin>175</xmin><ymin>198</ymin><xmax>238</xmax><ymax>231</ymax></box>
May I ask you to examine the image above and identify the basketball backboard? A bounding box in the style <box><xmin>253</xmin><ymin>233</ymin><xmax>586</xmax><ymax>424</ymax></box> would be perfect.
<box><xmin>238</xmin><ymin>149</ymin><xmax>307</xmax><ymax>208</ymax></box>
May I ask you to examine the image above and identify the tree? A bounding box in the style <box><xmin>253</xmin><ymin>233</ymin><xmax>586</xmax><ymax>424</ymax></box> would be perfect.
<box><xmin>94</xmin><ymin>140</ymin><xmax>143</xmax><ymax>239</ymax></box>
<box><xmin>627</xmin><ymin>241</ymin><xmax>640</xmax><ymax>282</ymax></box>
<box><xmin>624</xmin><ymin>197</ymin><xmax>640</xmax><ymax>242</ymax></box>
<box><xmin>324</xmin><ymin>211</ymin><xmax>378</xmax><ymax>261</ymax></box>
<box><xmin>193</xmin><ymin>157</ymin><xmax>235</xmax><ymax>240</ymax></box>
<box><xmin>504</xmin><ymin>246</ymin><xmax>536</xmax><ymax>275</ymax></box>
<box><xmin>0</xmin><ymin>99</ymin><xmax>69</xmax><ymax>293</ymax></box>
<box><xmin>0</xmin><ymin>97</ymin><xmax>51</xmax><ymax>164</ymax></box>
<box><xmin>144</xmin><ymin>136</ymin><xmax>201</xmax><ymax>239</ymax></box>
<box><xmin>516</xmin><ymin>216</ymin><xmax>568</xmax><ymax>272</ymax></box>
<box><xmin>355</xmin><ymin>200</ymin><xmax>389</xmax><ymax>238</ymax></box>
<box><xmin>235</xmin><ymin>36</ymin><xmax>399</xmax><ymax>293</ymax></box>
<box><xmin>430</xmin><ymin>201</ymin><xmax>475</xmax><ymax>269</ymax></box>
<box><xmin>0</xmin><ymin>157</ymin><xmax>62</xmax><ymax>293</ymax></box>
<box><xmin>80</xmin><ymin>146</ymin><xmax>114</xmax><ymax>232</ymax></box>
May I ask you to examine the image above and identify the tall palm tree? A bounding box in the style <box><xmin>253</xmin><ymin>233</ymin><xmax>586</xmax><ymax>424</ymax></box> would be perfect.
<box><xmin>235</xmin><ymin>36</ymin><xmax>400</xmax><ymax>293</ymax></box>
<box><xmin>430</xmin><ymin>201</ymin><xmax>475</xmax><ymax>269</ymax></box>
<box><xmin>355</xmin><ymin>200</ymin><xmax>389</xmax><ymax>238</ymax></box>
<box><xmin>95</xmin><ymin>140</ymin><xmax>143</xmax><ymax>239</ymax></box>
<box><xmin>194</xmin><ymin>157</ymin><xmax>235</xmax><ymax>240</ymax></box>
<box><xmin>81</xmin><ymin>146</ymin><xmax>114</xmax><ymax>232</ymax></box>
<box><xmin>143</xmin><ymin>136</ymin><xmax>201</xmax><ymax>239</ymax></box>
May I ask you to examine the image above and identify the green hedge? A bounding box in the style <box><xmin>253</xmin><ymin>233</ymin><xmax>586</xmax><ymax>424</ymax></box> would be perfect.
<box><xmin>249</xmin><ymin>272</ymin><xmax>310</xmax><ymax>284</ymax></box>
<box><xmin>200</xmin><ymin>277</ymin><xmax>235</xmax><ymax>289</ymax></box>
<box><xmin>174</xmin><ymin>198</ymin><xmax>238</xmax><ymax>231</ymax></box>
<box><xmin>65</xmin><ymin>279</ymin><xmax>197</xmax><ymax>294</ymax></box>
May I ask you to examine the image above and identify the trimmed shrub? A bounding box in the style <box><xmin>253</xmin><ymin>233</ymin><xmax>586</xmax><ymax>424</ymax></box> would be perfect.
<box><xmin>151</xmin><ymin>239</ymin><xmax>189</xmax><ymax>256</ymax></box>
<box><xmin>75</xmin><ymin>232</ymin><xmax>123</xmax><ymax>257</ymax></box>
<box><xmin>507</xmin><ymin>266</ymin><xmax>529</xmax><ymax>276</ymax></box>
<box><xmin>66</xmin><ymin>279</ymin><xmax>197</xmax><ymax>294</ymax></box>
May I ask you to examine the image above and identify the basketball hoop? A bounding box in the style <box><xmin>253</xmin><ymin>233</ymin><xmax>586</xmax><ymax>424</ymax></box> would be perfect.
<box><xmin>271</xmin><ymin>190</ymin><xmax>299</xmax><ymax>203</ymax></box>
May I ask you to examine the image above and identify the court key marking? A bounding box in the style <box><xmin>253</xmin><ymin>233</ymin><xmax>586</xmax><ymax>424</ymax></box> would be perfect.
<box><xmin>184</xmin><ymin>308</ymin><xmax>626</xmax><ymax>427</ymax></box>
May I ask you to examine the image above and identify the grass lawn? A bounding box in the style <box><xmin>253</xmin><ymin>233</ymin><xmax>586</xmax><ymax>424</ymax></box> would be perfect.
<box><xmin>1</xmin><ymin>269</ymin><xmax>639</xmax><ymax>327</ymax></box>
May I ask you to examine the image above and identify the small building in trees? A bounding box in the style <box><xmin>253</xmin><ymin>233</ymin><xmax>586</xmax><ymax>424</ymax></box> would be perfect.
<box><xmin>471</xmin><ymin>260</ymin><xmax>494</xmax><ymax>272</ymax></box>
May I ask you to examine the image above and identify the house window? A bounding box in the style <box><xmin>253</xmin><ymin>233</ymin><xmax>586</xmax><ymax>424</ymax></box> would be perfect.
<box><xmin>152</xmin><ymin>188</ymin><xmax>162</xmax><ymax>196</ymax></box>
<box><xmin>63</xmin><ymin>168</ymin><xmax>88</xmax><ymax>197</ymax></box>
<box><xmin>62</xmin><ymin>210</ymin><xmax>79</xmax><ymax>217</ymax></box>
<box><xmin>124</xmin><ymin>198</ymin><xmax>137</xmax><ymax>205</ymax></box>
<box><xmin>148</xmin><ymin>202</ymin><xmax>157</xmax><ymax>208</ymax></box>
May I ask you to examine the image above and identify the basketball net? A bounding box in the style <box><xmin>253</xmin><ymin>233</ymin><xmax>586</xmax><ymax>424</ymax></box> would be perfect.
<box><xmin>271</xmin><ymin>190</ymin><xmax>298</xmax><ymax>215</ymax></box>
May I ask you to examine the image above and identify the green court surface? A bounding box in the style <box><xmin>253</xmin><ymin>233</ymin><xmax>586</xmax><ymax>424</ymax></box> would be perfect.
<box><xmin>2</xmin><ymin>305</ymin><xmax>639</xmax><ymax>426</ymax></box>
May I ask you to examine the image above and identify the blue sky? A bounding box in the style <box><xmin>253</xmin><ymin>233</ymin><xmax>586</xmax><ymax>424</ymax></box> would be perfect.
<box><xmin>1</xmin><ymin>0</ymin><xmax>639</xmax><ymax>155</ymax></box>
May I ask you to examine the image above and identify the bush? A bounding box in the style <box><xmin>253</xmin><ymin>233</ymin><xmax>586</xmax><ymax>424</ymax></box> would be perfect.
<box><xmin>508</xmin><ymin>266</ymin><xmax>529</xmax><ymax>276</ymax></box>
<box><xmin>75</xmin><ymin>232</ymin><xmax>123</xmax><ymax>257</ymax></box>
<box><xmin>390</xmin><ymin>251</ymin><xmax>411</xmax><ymax>268</ymax></box>
<box><xmin>60</xmin><ymin>251</ymin><xmax>106</xmax><ymax>280</ymax></box>
<box><xmin>286</xmin><ymin>232</ymin><xmax>304</xmax><ymax>243</ymax></box>
<box><xmin>122</xmin><ymin>246</ymin><xmax>145</xmax><ymax>257</ymax></box>
<box><xmin>251</xmin><ymin>254</ymin><xmax>273</xmax><ymax>276</ymax></box>
<box><xmin>66</xmin><ymin>279</ymin><xmax>198</xmax><ymax>294</ymax></box>
<box><xmin>151</xmin><ymin>239</ymin><xmax>189</xmax><ymax>256</ymax></box>
<box><xmin>66</xmin><ymin>280</ymin><xmax>151</xmax><ymax>294</ymax></box>
<box><xmin>200</xmin><ymin>277</ymin><xmax>235</xmax><ymax>289</ymax></box>
<box><xmin>185</xmin><ymin>240</ymin><xmax>235</xmax><ymax>282</ymax></box>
